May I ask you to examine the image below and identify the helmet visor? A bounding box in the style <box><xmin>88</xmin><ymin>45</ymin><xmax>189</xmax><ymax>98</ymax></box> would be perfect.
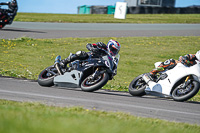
<box><xmin>109</xmin><ymin>46</ymin><xmax>119</xmax><ymax>56</ymax></box>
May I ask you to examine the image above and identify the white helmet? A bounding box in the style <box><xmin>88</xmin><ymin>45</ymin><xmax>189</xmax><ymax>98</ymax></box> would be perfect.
<box><xmin>196</xmin><ymin>50</ymin><xmax>200</xmax><ymax>61</ymax></box>
<box><xmin>107</xmin><ymin>40</ymin><xmax>121</xmax><ymax>56</ymax></box>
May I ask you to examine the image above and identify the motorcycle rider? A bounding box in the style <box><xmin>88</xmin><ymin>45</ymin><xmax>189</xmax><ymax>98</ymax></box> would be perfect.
<box><xmin>149</xmin><ymin>50</ymin><xmax>200</xmax><ymax>78</ymax></box>
<box><xmin>0</xmin><ymin>0</ymin><xmax>18</xmax><ymax>12</ymax></box>
<box><xmin>61</xmin><ymin>39</ymin><xmax>121</xmax><ymax>73</ymax></box>
<box><xmin>0</xmin><ymin>0</ymin><xmax>18</xmax><ymax>22</ymax></box>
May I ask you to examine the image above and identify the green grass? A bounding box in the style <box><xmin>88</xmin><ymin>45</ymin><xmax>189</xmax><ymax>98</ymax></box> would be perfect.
<box><xmin>0</xmin><ymin>36</ymin><xmax>200</xmax><ymax>101</ymax></box>
<box><xmin>0</xmin><ymin>100</ymin><xmax>199</xmax><ymax>133</ymax></box>
<box><xmin>15</xmin><ymin>13</ymin><xmax>200</xmax><ymax>23</ymax></box>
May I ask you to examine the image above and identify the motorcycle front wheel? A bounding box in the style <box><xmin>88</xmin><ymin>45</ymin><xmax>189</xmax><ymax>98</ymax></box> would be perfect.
<box><xmin>38</xmin><ymin>65</ymin><xmax>56</xmax><ymax>87</ymax></box>
<box><xmin>81</xmin><ymin>72</ymin><xmax>109</xmax><ymax>92</ymax></box>
<box><xmin>129</xmin><ymin>74</ymin><xmax>147</xmax><ymax>96</ymax></box>
<box><xmin>172</xmin><ymin>76</ymin><xmax>200</xmax><ymax>102</ymax></box>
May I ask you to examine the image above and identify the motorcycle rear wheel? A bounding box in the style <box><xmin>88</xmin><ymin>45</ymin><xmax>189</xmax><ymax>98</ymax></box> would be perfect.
<box><xmin>129</xmin><ymin>74</ymin><xmax>146</xmax><ymax>96</ymax></box>
<box><xmin>38</xmin><ymin>66</ymin><xmax>56</xmax><ymax>87</ymax></box>
<box><xmin>172</xmin><ymin>77</ymin><xmax>200</xmax><ymax>102</ymax></box>
<box><xmin>81</xmin><ymin>72</ymin><xmax>109</xmax><ymax>92</ymax></box>
<box><xmin>0</xmin><ymin>24</ymin><xmax>5</xmax><ymax>29</ymax></box>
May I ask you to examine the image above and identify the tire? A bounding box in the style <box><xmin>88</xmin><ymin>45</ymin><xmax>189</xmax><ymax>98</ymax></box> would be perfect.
<box><xmin>81</xmin><ymin>72</ymin><xmax>109</xmax><ymax>92</ymax></box>
<box><xmin>172</xmin><ymin>77</ymin><xmax>200</xmax><ymax>102</ymax></box>
<box><xmin>38</xmin><ymin>66</ymin><xmax>55</xmax><ymax>87</ymax></box>
<box><xmin>0</xmin><ymin>24</ymin><xmax>5</xmax><ymax>29</ymax></box>
<box><xmin>129</xmin><ymin>74</ymin><xmax>147</xmax><ymax>96</ymax></box>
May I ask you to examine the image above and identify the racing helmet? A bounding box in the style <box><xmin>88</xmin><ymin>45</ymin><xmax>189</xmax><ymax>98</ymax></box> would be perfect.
<box><xmin>9</xmin><ymin>0</ymin><xmax>17</xmax><ymax>9</ymax></box>
<box><xmin>196</xmin><ymin>50</ymin><xmax>200</xmax><ymax>61</ymax></box>
<box><xmin>107</xmin><ymin>40</ymin><xmax>121</xmax><ymax>56</ymax></box>
<box><xmin>11</xmin><ymin>0</ymin><xmax>17</xmax><ymax>4</ymax></box>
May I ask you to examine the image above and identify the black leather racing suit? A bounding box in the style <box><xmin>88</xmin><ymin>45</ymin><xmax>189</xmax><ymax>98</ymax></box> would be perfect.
<box><xmin>62</xmin><ymin>42</ymin><xmax>108</xmax><ymax>68</ymax></box>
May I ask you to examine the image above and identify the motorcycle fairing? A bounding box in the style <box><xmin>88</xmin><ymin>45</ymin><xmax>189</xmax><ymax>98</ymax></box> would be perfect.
<box><xmin>145</xmin><ymin>61</ymin><xmax>200</xmax><ymax>96</ymax></box>
<box><xmin>53</xmin><ymin>55</ymin><xmax>112</xmax><ymax>88</ymax></box>
<box><xmin>102</xmin><ymin>55</ymin><xmax>114</xmax><ymax>71</ymax></box>
<box><xmin>54</xmin><ymin>70</ymin><xmax>82</xmax><ymax>88</ymax></box>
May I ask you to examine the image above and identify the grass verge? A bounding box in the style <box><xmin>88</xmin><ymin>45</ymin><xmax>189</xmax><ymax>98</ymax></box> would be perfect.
<box><xmin>0</xmin><ymin>36</ymin><xmax>200</xmax><ymax>101</ymax></box>
<box><xmin>0</xmin><ymin>100</ymin><xmax>199</xmax><ymax>133</ymax></box>
<box><xmin>15</xmin><ymin>13</ymin><xmax>200</xmax><ymax>23</ymax></box>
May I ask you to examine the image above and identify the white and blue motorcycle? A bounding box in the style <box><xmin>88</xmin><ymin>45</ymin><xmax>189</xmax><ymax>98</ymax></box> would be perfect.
<box><xmin>129</xmin><ymin>61</ymin><xmax>200</xmax><ymax>102</ymax></box>
<box><xmin>38</xmin><ymin>52</ymin><xmax>119</xmax><ymax>92</ymax></box>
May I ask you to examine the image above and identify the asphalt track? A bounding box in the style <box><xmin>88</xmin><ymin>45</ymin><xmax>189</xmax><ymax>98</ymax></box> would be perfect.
<box><xmin>0</xmin><ymin>77</ymin><xmax>200</xmax><ymax>125</ymax></box>
<box><xmin>0</xmin><ymin>22</ymin><xmax>200</xmax><ymax>125</ymax></box>
<box><xmin>0</xmin><ymin>22</ymin><xmax>200</xmax><ymax>39</ymax></box>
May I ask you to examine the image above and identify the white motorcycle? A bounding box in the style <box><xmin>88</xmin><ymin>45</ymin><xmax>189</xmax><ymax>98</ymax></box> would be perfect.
<box><xmin>129</xmin><ymin>61</ymin><xmax>200</xmax><ymax>102</ymax></box>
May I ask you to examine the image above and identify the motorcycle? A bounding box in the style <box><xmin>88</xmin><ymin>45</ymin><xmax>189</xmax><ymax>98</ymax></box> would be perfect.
<box><xmin>129</xmin><ymin>61</ymin><xmax>200</xmax><ymax>102</ymax></box>
<box><xmin>0</xmin><ymin>0</ymin><xmax>18</xmax><ymax>29</ymax></box>
<box><xmin>38</xmin><ymin>51</ymin><xmax>119</xmax><ymax>92</ymax></box>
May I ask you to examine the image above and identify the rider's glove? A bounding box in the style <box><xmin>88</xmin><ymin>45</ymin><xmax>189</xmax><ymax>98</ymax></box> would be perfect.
<box><xmin>96</xmin><ymin>42</ymin><xmax>107</xmax><ymax>50</ymax></box>
<box><xmin>91</xmin><ymin>48</ymin><xmax>99</xmax><ymax>53</ymax></box>
<box><xmin>86</xmin><ymin>43</ymin><xmax>99</xmax><ymax>53</ymax></box>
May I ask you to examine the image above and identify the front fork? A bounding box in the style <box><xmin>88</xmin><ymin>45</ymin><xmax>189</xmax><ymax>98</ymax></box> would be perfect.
<box><xmin>90</xmin><ymin>68</ymin><xmax>106</xmax><ymax>80</ymax></box>
<box><xmin>182</xmin><ymin>75</ymin><xmax>191</xmax><ymax>88</ymax></box>
<box><xmin>54</xmin><ymin>55</ymin><xmax>63</xmax><ymax>75</ymax></box>
<box><xmin>176</xmin><ymin>76</ymin><xmax>193</xmax><ymax>95</ymax></box>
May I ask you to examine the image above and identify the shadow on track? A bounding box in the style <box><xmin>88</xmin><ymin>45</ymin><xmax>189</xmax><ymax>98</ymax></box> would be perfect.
<box><xmin>1</xmin><ymin>28</ymin><xmax>46</xmax><ymax>33</ymax></box>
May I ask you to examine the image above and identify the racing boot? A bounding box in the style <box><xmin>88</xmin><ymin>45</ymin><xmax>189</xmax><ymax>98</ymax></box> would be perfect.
<box><xmin>62</xmin><ymin>53</ymin><xmax>78</xmax><ymax>68</ymax></box>
<box><xmin>62</xmin><ymin>51</ymin><xmax>89</xmax><ymax>68</ymax></box>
